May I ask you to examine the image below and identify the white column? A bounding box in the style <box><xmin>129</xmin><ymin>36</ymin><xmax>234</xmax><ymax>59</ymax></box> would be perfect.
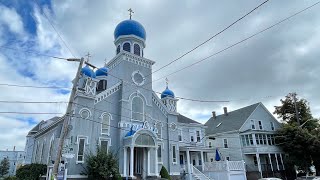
<box><xmin>147</xmin><ymin>148</ymin><xmax>150</xmax><ymax>176</ymax></box>
<box><xmin>256</xmin><ymin>153</ymin><xmax>262</xmax><ymax>178</ymax></box>
<box><xmin>275</xmin><ymin>153</ymin><xmax>280</xmax><ymax>171</ymax></box>
<box><xmin>268</xmin><ymin>153</ymin><xmax>273</xmax><ymax>172</ymax></box>
<box><xmin>155</xmin><ymin>147</ymin><xmax>158</xmax><ymax>176</ymax></box>
<box><xmin>130</xmin><ymin>146</ymin><xmax>134</xmax><ymax>177</ymax></box>
<box><xmin>200</xmin><ymin>151</ymin><xmax>204</xmax><ymax>172</ymax></box>
<box><xmin>186</xmin><ymin>150</ymin><xmax>191</xmax><ymax>180</ymax></box>
<box><xmin>280</xmin><ymin>154</ymin><xmax>285</xmax><ymax>170</ymax></box>
<box><xmin>123</xmin><ymin>147</ymin><xmax>127</xmax><ymax>177</ymax></box>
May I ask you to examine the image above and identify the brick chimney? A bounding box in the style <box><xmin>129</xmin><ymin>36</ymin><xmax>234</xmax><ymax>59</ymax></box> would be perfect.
<box><xmin>212</xmin><ymin>111</ymin><xmax>216</xmax><ymax>119</ymax></box>
<box><xmin>223</xmin><ymin>107</ymin><xmax>228</xmax><ymax>115</ymax></box>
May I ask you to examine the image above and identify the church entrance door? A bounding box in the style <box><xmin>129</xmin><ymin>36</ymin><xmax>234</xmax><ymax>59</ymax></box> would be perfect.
<box><xmin>134</xmin><ymin>147</ymin><xmax>147</xmax><ymax>179</ymax></box>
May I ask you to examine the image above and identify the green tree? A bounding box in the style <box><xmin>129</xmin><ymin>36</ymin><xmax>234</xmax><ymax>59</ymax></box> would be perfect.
<box><xmin>0</xmin><ymin>158</ymin><xmax>10</xmax><ymax>177</ymax></box>
<box><xmin>16</xmin><ymin>163</ymin><xmax>46</xmax><ymax>180</ymax></box>
<box><xmin>160</xmin><ymin>166</ymin><xmax>171</xmax><ymax>180</ymax></box>
<box><xmin>274</xmin><ymin>93</ymin><xmax>320</xmax><ymax>174</ymax></box>
<box><xmin>84</xmin><ymin>146</ymin><xmax>121</xmax><ymax>180</ymax></box>
<box><xmin>274</xmin><ymin>93</ymin><xmax>318</xmax><ymax>129</ymax></box>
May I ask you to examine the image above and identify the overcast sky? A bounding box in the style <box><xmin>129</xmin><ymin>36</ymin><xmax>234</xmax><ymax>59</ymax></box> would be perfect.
<box><xmin>0</xmin><ymin>0</ymin><xmax>320</xmax><ymax>150</ymax></box>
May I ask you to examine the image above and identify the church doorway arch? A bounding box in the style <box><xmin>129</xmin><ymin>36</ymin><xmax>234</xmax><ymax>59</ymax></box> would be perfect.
<box><xmin>123</xmin><ymin>129</ymin><xmax>158</xmax><ymax>179</ymax></box>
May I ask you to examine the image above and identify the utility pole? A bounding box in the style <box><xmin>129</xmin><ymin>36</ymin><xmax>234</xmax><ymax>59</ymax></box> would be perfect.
<box><xmin>292</xmin><ymin>92</ymin><xmax>301</xmax><ymax>126</ymax></box>
<box><xmin>52</xmin><ymin>57</ymin><xmax>85</xmax><ymax>179</ymax></box>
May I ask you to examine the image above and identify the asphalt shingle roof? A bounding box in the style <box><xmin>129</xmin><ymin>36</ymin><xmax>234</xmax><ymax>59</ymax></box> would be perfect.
<box><xmin>178</xmin><ymin>114</ymin><xmax>201</xmax><ymax>124</ymax></box>
<box><xmin>205</xmin><ymin>103</ymin><xmax>260</xmax><ymax>135</ymax></box>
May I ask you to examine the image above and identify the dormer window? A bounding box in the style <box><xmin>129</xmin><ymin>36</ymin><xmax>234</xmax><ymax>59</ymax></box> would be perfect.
<box><xmin>134</xmin><ymin>44</ymin><xmax>141</xmax><ymax>56</ymax></box>
<box><xmin>123</xmin><ymin>42</ymin><xmax>131</xmax><ymax>52</ymax></box>
<box><xmin>116</xmin><ymin>45</ymin><xmax>120</xmax><ymax>54</ymax></box>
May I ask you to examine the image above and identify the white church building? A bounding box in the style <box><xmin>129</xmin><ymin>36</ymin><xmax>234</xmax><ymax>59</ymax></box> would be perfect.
<box><xmin>24</xmin><ymin>17</ymin><xmax>217</xmax><ymax>180</ymax></box>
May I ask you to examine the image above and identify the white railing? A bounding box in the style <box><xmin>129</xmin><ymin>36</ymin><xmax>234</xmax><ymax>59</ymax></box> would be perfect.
<box><xmin>192</xmin><ymin>165</ymin><xmax>211</xmax><ymax>180</ymax></box>
<box><xmin>204</xmin><ymin>161</ymin><xmax>245</xmax><ymax>172</ymax></box>
<box><xmin>227</xmin><ymin>161</ymin><xmax>245</xmax><ymax>171</ymax></box>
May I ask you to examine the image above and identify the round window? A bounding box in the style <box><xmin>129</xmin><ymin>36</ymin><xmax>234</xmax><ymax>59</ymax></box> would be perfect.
<box><xmin>80</xmin><ymin>109</ymin><xmax>90</xmax><ymax>119</ymax></box>
<box><xmin>132</xmin><ymin>71</ymin><xmax>145</xmax><ymax>86</ymax></box>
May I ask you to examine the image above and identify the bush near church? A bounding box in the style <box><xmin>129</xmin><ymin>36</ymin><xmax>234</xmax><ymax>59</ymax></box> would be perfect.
<box><xmin>160</xmin><ymin>166</ymin><xmax>171</xmax><ymax>180</ymax></box>
<box><xmin>83</xmin><ymin>146</ymin><xmax>121</xmax><ymax>180</ymax></box>
<box><xmin>15</xmin><ymin>163</ymin><xmax>46</xmax><ymax>180</ymax></box>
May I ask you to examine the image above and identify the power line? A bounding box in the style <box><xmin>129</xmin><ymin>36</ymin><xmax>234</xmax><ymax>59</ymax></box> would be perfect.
<box><xmin>0</xmin><ymin>45</ymin><xmax>69</xmax><ymax>60</ymax></box>
<box><xmin>0</xmin><ymin>83</ymin><xmax>71</xmax><ymax>89</ymax></box>
<box><xmin>33</xmin><ymin>0</ymin><xmax>77</xmax><ymax>58</ymax></box>
<box><xmin>0</xmin><ymin>100</ymin><xmax>68</xmax><ymax>104</ymax></box>
<box><xmin>137</xmin><ymin>1</ymin><xmax>320</xmax><ymax>87</ymax></box>
<box><xmin>0</xmin><ymin>112</ymin><xmax>62</xmax><ymax>115</ymax></box>
<box><xmin>150</xmin><ymin>0</ymin><xmax>270</xmax><ymax>76</ymax></box>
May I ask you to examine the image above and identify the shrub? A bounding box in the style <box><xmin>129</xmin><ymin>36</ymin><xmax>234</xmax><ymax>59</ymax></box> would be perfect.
<box><xmin>160</xmin><ymin>166</ymin><xmax>171</xmax><ymax>180</ymax></box>
<box><xmin>3</xmin><ymin>176</ymin><xmax>17</xmax><ymax>180</ymax></box>
<box><xmin>84</xmin><ymin>146</ymin><xmax>121</xmax><ymax>180</ymax></box>
<box><xmin>16</xmin><ymin>163</ymin><xmax>46</xmax><ymax>180</ymax></box>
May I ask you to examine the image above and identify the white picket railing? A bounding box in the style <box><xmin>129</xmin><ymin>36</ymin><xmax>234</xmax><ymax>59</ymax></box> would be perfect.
<box><xmin>204</xmin><ymin>161</ymin><xmax>245</xmax><ymax>172</ymax></box>
<box><xmin>191</xmin><ymin>164</ymin><xmax>212</xmax><ymax>180</ymax></box>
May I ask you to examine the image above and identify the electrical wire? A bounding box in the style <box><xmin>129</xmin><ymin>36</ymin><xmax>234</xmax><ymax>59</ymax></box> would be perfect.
<box><xmin>33</xmin><ymin>0</ymin><xmax>77</xmax><ymax>58</ymax></box>
<box><xmin>150</xmin><ymin>0</ymin><xmax>270</xmax><ymax>76</ymax></box>
<box><xmin>137</xmin><ymin>1</ymin><xmax>320</xmax><ymax>89</ymax></box>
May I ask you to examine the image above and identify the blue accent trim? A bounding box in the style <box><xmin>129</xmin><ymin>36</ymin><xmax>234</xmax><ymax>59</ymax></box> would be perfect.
<box><xmin>114</xmin><ymin>20</ymin><xmax>146</xmax><ymax>40</ymax></box>
<box><xmin>125</xmin><ymin>127</ymin><xmax>136</xmax><ymax>137</ymax></box>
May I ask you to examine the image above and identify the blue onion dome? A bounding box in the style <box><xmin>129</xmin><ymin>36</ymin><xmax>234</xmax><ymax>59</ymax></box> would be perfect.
<box><xmin>161</xmin><ymin>87</ymin><xmax>175</xmax><ymax>99</ymax></box>
<box><xmin>114</xmin><ymin>20</ymin><xmax>146</xmax><ymax>40</ymax></box>
<box><xmin>81</xmin><ymin>65</ymin><xmax>95</xmax><ymax>78</ymax></box>
<box><xmin>95</xmin><ymin>67</ymin><xmax>108</xmax><ymax>76</ymax></box>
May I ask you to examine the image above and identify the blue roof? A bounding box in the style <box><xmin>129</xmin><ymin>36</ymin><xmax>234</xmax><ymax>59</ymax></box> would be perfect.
<box><xmin>161</xmin><ymin>87</ymin><xmax>175</xmax><ymax>99</ymax></box>
<box><xmin>81</xmin><ymin>65</ymin><xmax>95</xmax><ymax>78</ymax></box>
<box><xmin>95</xmin><ymin>67</ymin><xmax>108</xmax><ymax>76</ymax></box>
<box><xmin>114</xmin><ymin>20</ymin><xmax>146</xmax><ymax>40</ymax></box>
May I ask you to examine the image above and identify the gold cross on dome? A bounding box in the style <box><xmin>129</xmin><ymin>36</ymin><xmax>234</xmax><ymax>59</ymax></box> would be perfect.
<box><xmin>85</xmin><ymin>52</ymin><xmax>91</xmax><ymax>62</ymax></box>
<box><xmin>128</xmin><ymin>8</ymin><xmax>134</xmax><ymax>20</ymax></box>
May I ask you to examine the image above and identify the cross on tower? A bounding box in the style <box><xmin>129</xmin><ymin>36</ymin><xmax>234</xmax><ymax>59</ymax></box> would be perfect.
<box><xmin>165</xmin><ymin>78</ymin><xmax>169</xmax><ymax>87</ymax></box>
<box><xmin>85</xmin><ymin>52</ymin><xmax>91</xmax><ymax>62</ymax></box>
<box><xmin>128</xmin><ymin>8</ymin><xmax>134</xmax><ymax>20</ymax></box>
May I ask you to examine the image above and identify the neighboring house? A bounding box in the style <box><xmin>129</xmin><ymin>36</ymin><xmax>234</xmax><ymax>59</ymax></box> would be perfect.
<box><xmin>0</xmin><ymin>148</ymin><xmax>25</xmax><ymax>176</ymax></box>
<box><xmin>205</xmin><ymin>103</ymin><xmax>285</xmax><ymax>180</ymax></box>
<box><xmin>25</xmin><ymin>18</ymin><xmax>213</xmax><ymax>180</ymax></box>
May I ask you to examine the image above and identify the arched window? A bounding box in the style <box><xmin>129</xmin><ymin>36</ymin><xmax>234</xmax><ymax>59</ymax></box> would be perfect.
<box><xmin>132</xmin><ymin>96</ymin><xmax>143</xmax><ymax>121</ymax></box>
<box><xmin>123</xmin><ymin>42</ymin><xmax>131</xmax><ymax>52</ymax></box>
<box><xmin>101</xmin><ymin>114</ymin><xmax>110</xmax><ymax>135</ymax></box>
<box><xmin>134</xmin><ymin>44</ymin><xmax>140</xmax><ymax>56</ymax></box>
<box><xmin>135</xmin><ymin>134</ymin><xmax>155</xmax><ymax>146</ymax></box>
<box><xmin>116</xmin><ymin>45</ymin><xmax>120</xmax><ymax>54</ymax></box>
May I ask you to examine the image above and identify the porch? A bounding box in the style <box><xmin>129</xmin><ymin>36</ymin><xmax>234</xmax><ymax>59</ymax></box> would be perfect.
<box><xmin>244</xmin><ymin>153</ymin><xmax>285</xmax><ymax>180</ymax></box>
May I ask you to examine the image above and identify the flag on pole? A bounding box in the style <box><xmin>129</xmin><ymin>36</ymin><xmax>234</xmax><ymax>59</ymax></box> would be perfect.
<box><xmin>215</xmin><ymin>148</ymin><xmax>221</xmax><ymax>161</ymax></box>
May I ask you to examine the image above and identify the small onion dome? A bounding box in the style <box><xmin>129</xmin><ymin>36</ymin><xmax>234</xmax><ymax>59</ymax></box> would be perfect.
<box><xmin>125</xmin><ymin>129</ymin><xmax>136</xmax><ymax>137</ymax></box>
<box><xmin>114</xmin><ymin>20</ymin><xmax>146</xmax><ymax>40</ymax></box>
<box><xmin>95</xmin><ymin>67</ymin><xmax>108</xmax><ymax>76</ymax></box>
<box><xmin>161</xmin><ymin>87</ymin><xmax>175</xmax><ymax>99</ymax></box>
<box><xmin>81</xmin><ymin>65</ymin><xmax>95</xmax><ymax>78</ymax></box>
